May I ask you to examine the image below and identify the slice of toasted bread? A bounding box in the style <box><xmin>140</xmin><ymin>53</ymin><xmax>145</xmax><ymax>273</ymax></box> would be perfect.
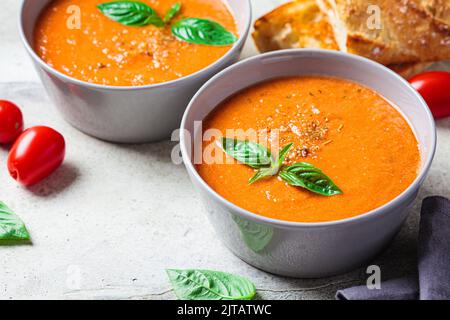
<box><xmin>317</xmin><ymin>0</ymin><xmax>450</xmax><ymax>65</ymax></box>
<box><xmin>252</xmin><ymin>0</ymin><xmax>437</xmax><ymax>78</ymax></box>
<box><xmin>252</xmin><ymin>0</ymin><xmax>338</xmax><ymax>52</ymax></box>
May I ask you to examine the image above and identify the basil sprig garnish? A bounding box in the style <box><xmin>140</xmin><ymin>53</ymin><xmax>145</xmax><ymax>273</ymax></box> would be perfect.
<box><xmin>0</xmin><ymin>202</ymin><xmax>31</xmax><ymax>244</ymax></box>
<box><xmin>247</xmin><ymin>142</ymin><xmax>294</xmax><ymax>185</ymax></box>
<box><xmin>166</xmin><ymin>269</ymin><xmax>256</xmax><ymax>300</ymax></box>
<box><xmin>97</xmin><ymin>1</ymin><xmax>165</xmax><ymax>27</ymax></box>
<box><xmin>219</xmin><ymin>138</ymin><xmax>343</xmax><ymax>196</ymax></box>
<box><xmin>171</xmin><ymin>18</ymin><xmax>237</xmax><ymax>46</ymax></box>
<box><xmin>279</xmin><ymin>163</ymin><xmax>343</xmax><ymax>196</ymax></box>
<box><xmin>97</xmin><ymin>2</ymin><xmax>237</xmax><ymax>46</ymax></box>
<box><xmin>164</xmin><ymin>2</ymin><xmax>181</xmax><ymax>23</ymax></box>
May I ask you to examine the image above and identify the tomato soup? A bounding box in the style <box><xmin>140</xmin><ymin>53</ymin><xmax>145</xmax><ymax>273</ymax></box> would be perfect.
<box><xmin>197</xmin><ymin>77</ymin><xmax>420</xmax><ymax>222</ymax></box>
<box><xmin>34</xmin><ymin>0</ymin><xmax>237</xmax><ymax>86</ymax></box>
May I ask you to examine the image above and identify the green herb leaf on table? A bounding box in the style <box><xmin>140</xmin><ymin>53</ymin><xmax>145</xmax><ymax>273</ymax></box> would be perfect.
<box><xmin>166</xmin><ymin>269</ymin><xmax>256</xmax><ymax>300</ymax></box>
<box><xmin>164</xmin><ymin>2</ymin><xmax>182</xmax><ymax>23</ymax></box>
<box><xmin>220</xmin><ymin>138</ymin><xmax>272</xmax><ymax>169</ymax></box>
<box><xmin>172</xmin><ymin>18</ymin><xmax>237</xmax><ymax>46</ymax></box>
<box><xmin>279</xmin><ymin>162</ymin><xmax>343</xmax><ymax>196</ymax></box>
<box><xmin>97</xmin><ymin>1</ymin><xmax>165</xmax><ymax>27</ymax></box>
<box><xmin>0</xmin><ymin>202</ymin><xmax>30</xmax><ymax>243</ymax></box>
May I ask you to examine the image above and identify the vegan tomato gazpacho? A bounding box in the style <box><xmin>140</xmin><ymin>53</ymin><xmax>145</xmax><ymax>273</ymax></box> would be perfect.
<box><xmin>34</xmin><ymin>0</ymin><xmax>238</xmax><ymax>86</ymax></box>
<box><xmin>197</xmin><ymin>77</ymin><xmax>421</xmax><ymax>223</ymax></box>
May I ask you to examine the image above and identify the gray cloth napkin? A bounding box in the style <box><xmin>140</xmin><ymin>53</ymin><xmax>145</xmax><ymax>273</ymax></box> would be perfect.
<box><xmin>336</xmin><ymin>196</ymin><xmax>450</xmax><ymax>300</ymax></box>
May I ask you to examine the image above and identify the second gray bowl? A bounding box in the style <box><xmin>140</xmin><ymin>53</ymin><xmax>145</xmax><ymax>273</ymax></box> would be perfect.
<box><xmin>19</xmin><ymin>0</ymin><xmax>251</xmax><ymax>143</ymax></box>
<box><xmin>180</xmin><ymin>49</ymin><xmax>436</xmax><ymax>278</ymax></box>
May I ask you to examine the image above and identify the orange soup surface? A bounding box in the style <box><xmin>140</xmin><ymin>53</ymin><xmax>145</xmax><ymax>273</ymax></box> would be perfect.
<box><xmin>34</xmin><ymin>0</ymin><xmax>237</xmax><ymax>86</ymax></box>
<box><xmin>197</xmin><ymin>77</ymin><xmax>421</xmax><ymax>222</ymax></box>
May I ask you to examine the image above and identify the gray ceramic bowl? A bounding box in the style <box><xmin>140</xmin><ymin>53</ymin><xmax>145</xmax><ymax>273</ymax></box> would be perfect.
<box><xmin>180</xmin><ymin>49</ymin><xmax>436</xmax><ymax>278</ymax></box>
<box><xmin>19</xmin><ymin>0</ymin><xmax>251</xmax><ymax>143</ymax></box>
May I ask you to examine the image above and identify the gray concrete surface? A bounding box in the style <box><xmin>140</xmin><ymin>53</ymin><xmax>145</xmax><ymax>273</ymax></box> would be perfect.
<box><xmin>0</xmin><ymin>0</ymin><xmax>449</xmax><ymax>300</ymax></box>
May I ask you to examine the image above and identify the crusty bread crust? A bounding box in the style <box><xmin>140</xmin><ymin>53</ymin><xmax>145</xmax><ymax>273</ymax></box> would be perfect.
<box><xmin>388</xmin><ymin>61</ymin><xmax>433</xmax><ymax>78</ymax></box>
<box><xmin>253</xmin><ymin>0</ymin><xmax>338</xmax><ymax>52</ymax></box>
<box><xmin>319</xmin><ymin>0</ymin><xmax>450</xmax><ymax>65</ymax></box>
<box><xmin>252</xmin><ymin>0</ymin><xmax>442</xmax><ymax>77</ymax></box>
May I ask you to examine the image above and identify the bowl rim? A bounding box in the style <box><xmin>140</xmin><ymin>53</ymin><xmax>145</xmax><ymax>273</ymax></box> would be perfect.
<box><xmin>180</xmin><ymin>48</ymin><xmax>437</xmax><ymax>229</ymax></box>
<box><xmin>18</xmin><ymin>0</ymin><xmax>252</xmax><ymax>91</ymax></box>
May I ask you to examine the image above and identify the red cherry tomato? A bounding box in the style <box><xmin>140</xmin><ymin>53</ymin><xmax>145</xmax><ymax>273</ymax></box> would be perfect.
<box><xmin>8</xmin><ymin>126</ymin><xmax>65</xmax><ymax>186</ymax></box>
<box><xmin>0</xmin><ymin>100</ymin><xmax>24</xmax><ymax>144</ymax></box>
<box><xmin>409</xmin><ymin>71</ymin><xmax>450</xmax><ymax>119</ymax></box>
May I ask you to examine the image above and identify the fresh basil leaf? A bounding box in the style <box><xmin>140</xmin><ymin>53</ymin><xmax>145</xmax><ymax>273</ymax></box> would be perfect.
<box><xmin>97</xmin><ymin>1</ymin><xmax>164</xmax><ymax>27</ymax></box>
<box><xmin>276</xmin><ymin>143</ymin><xmax>293</xmax><ymax>168</ymax></box>
<box><xmin>164</xmin><ymin>2</ymin><xmax>181</xmax><ymax>23</ymax></box>
<box><xmin>220</xmin><ymin>138</ymin><xmax>272</xmax><ymax>168</ymax></box>
<box><xmin>172</xmin><ymin>18</ymin><xmax>237</xmax><ymax>46</ymax></box>
<box><xmin>0</xmin><ymin>202</ymin><xmax>30</xmax><ymax>243</ymax></box>
<box><xmin>279</xmin><ymin>163</ymin><xmax>343</xmax><ymax>196</ymax></box>
<box><xmin>166</xmin><ymin>269</ymin><xmax>256</xmax><ymax>300</ymax></box>
<box><xmin>233</xmin><ymin>216</ymin><xmax>273</xmax><ymax>253</ymax></box>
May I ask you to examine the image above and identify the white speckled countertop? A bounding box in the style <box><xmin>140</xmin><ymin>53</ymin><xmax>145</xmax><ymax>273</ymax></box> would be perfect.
<box><xmin>0</xmin><ymin>0</ymin><xmax>449</xmax><ymax>300</ymax></box>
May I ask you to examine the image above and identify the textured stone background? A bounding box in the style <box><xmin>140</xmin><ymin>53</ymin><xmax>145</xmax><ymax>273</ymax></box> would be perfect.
<box><xmin>0</xmin><ymin>0</ymin><xmax>449</xmax><ymax>299</ymax></box>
